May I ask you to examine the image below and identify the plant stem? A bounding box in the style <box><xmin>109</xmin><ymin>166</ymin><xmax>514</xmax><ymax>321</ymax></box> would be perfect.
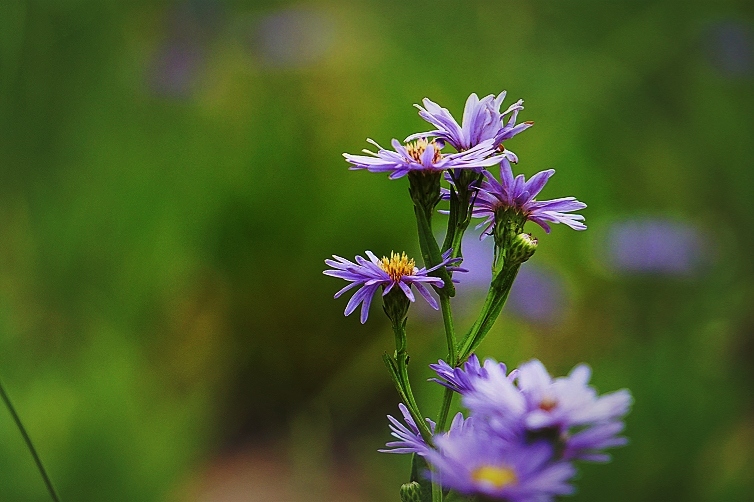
<box><xmin>439</xmin><ymin>296</ymin><xmax>457</xmax><ymax>367</ymax></box>
<box><xmin>436</xmin><ymin>387</ymin><xmax>454</xmax><ymax>431</ymax></box>
<box><xmin>432</xmin><ymin>471</ymin><xmax>443</xmax><ymax>502</ymax></box>
<box><xmin>0</xmin><ymin>377</ymin><xmax>60</xmax><ymax>502</ymax></box>
<box><xmin>457</xmin><ymin>263</ymin><xmax>521</xmax><ymax>363</ymax></box>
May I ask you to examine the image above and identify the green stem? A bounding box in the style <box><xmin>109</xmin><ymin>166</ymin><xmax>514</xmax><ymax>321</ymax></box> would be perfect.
<box><xmin>436</xmin><ymin>387</ymin><xmax>454</xmax><ymax>432</ymax></box>
<box><xmin>432</xmin><ymin>472</ymin><xmax>443</xmax><ymax>502</ymax></box>
<box><xmin>457</xmin><ymin>263</ymin><xmax>521</xmax><ymax>363</ymax></box>
<box><xmin>0</xmin><ymin>377</ymin><xmax>60</xmax><ymax>502</ymax></box>
<box><xmin>413</xmin><ymin>205</ymin><xmax>455</xmax><ymax>296</ymax></box>
<box><xmin>439</xmin><ymin>296</ymin><xmax>457</xmax><ymax>367</ymax></box>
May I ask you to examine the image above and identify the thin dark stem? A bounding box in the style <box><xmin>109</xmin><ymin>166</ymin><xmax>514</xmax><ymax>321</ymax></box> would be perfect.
<box><xmin>0</xmin><ymin>377</ymin><xmax>61</xmax><ymax>502</ymax></box>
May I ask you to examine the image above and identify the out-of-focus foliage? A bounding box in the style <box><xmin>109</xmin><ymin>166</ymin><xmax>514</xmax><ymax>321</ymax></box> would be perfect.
<box><xmin>0</xmin><ymin>1</ymin><xmax>753</xmax><ymax>500</ymax></box>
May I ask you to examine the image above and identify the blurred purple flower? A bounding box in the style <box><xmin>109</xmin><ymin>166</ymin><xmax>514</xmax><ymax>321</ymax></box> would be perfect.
<box><xmin>150</xmin><ymin>43</ymin><xmax>203</xmax><ymax>98</ymax></box>
<box><xmin>506</xmin><ymin>265</ymin><xmax>567</xmax><ymax>324</ymax></box>
<box><xmin>427</xmin><ymin>428</ymin><xmax>575</xmax><ymax>501</ymax></box>
<box><xmin>705</xmin><ymin>20</ymin><xmax>754</xmax><ymax>77</ymax></box>
<box><xmin>148</xmin><ymin>2</ymin><xmax>223</xmax><ymax>99</ymax></box>
<box><xmin>462</xmin><ymin>359</ymin><xmax>632</xmax><ymax>464</ymax></box>
<box><xmin>474</xmin><ymin>159</ymin><xmax>587</xmax><ymax>235</ymax></box>
<box><xmin>252</xmin><ymin>8</ymin><xmax>335</xmax><ymax>68</ymax></box>
<box><xmin>606</xmin><ymin>218</ymin><xmax>706</xmax><ymax>275</ymax></box>
<box><xmin>323</xmin><ymin>250</ymin><xmax>462</xmax><ymax>323</ymax></box>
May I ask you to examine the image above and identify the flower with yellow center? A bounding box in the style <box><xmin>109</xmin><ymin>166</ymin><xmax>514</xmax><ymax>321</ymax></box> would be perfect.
<box><xmin>324</xmin><ymin>249</ymin><xmax>462</xmax><ymax>324</ymax></box>
<box><xmin>379</xmin><ymin>252</ymin><xmax>417</xmax><ymax>282</ymax></box>
<box><xmin>343</xmin><ymin>135</ymin><xmax>505</xmax><ymax>180</ymax></box>
<box><xmin>471</xmin><ymin>465</ymin><xmax>518</xmax><ymax>490</ymax></box>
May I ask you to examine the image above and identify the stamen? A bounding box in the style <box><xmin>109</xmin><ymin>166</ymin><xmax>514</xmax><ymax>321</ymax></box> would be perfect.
<box><xmin>379</xmin><ymin>252</ymin><xmax>417</xmax><ymax>282</ymax></box>
<box><xmin>405</xmin><ymin>138</ymin><xmax>442</xmax><ymax>164</ymax></box>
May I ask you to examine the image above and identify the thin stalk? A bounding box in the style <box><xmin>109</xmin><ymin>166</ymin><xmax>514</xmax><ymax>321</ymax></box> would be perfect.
<box><xmin>0</xmin><ymin>377</ymin><xmax>60</xmax><ymax>502</ymax></box>
<box><xmin>432</xmin><ymin>472</ymin><xmax>443</xmax><ymax>502</ymax></box>
<box><xmin>436</xmin><ymin>387</ymin><xmax>454</xmax><ymax>431</ymax></box>
<box><xmin>439</xmin><ymin>296</ymin><xmax>457</xmax><ymax>367</ymax></box>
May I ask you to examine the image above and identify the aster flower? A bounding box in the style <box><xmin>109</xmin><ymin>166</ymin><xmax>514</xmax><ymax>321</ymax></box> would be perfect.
<box><xmin>323</xmin><ymin>249</ymin><xmax>462</xmax><ymax>323</ymax></box>
<box><xmin>514</xmin><ymin>360</ymin><xmax>633</xmax><ymax>432</ymax></box>
<box><xmin>426</xmin><ymin>426</ymin><xmax>575</xmax><ymax>501</ymax></box>
<box><xmin>379</xmin><ymin>404</ymin><xmax>473</xmax><ymax>456</ymax></box>
<box><xmin>563</xmin><ymin>421</ymin><xmax>629</xmax><ymax>463</ymax></box>
<box><xmin>429</xmin><ymin>354</ymin><xmax>517</xmax><ymax>394</ymax></box>
<box><xmin>406</xmin><ymin>91</ymin><xmax>533</xmax><ymax>158</ymax></box>
<box><xmin>474</xmin><ymin>159</ymin><xmax>587</xmax><ymax>235</ymax></box>
<box><xmin>379</xmin><ymin>403</ymin><xmax>436</xmax><ymax>456</ymax></box>
<box><xmin>343</xmin><ymin>137</ymin><xmax>503</xmax><ymax>180</ymax></box>
<box><xmin>462</xmin><ymin>358</ymin><xmax>633</xmax><ymax>462</ymax></box>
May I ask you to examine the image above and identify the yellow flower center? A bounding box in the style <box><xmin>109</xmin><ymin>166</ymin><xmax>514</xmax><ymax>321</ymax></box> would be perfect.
<box><xmin>471</xmin><ymin>465</ymin><xmax>518</xmax><ymax>489</ymax></box>
<box><xmin>405</xmin><ymin>138</ymin><xmax>442</xmax><ymax>164</ymax></box>
<box><xmin>379</xmin><ymin>252</ymin><xmax>417</xmax><ymax>282</ymax></box>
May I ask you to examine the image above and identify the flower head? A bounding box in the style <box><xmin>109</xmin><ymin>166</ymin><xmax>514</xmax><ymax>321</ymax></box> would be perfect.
<box><xmin>462</xmin><ymin>358</ymin><xmax>633</xmax><ymax>462</ymax></box>
<box><xmin>406</xmin><ymin>91</ymin><xmax>533</xmax><ymax>158</ymax></box>
<box><xmin>343</xmin><ymin>137</ymin><xmax>503</xmax><ymax>180</ymax></box>
<box><xmin>323</xmin><ymin>249</ymin><xmax>462</xmax><ymax>323</ymax></box>
<box><xmin>426</xmin><ymin>426</ymin><xmax>575</xmax><ymax>501</ymax></box>
<box><xmin>430</xmin><ymin>354</ymin><xmax>517</xmax><ymax>394</ymax></box>
<box><xmin>474</xmin><ymin>159</ymin><xmax>587</xmax><ymax>234</ymax></box>
<box><xmin>514</xmin><ymin>360</ymin><xmax>633</xmax><ymax>432</ymax></box>
<box><xmin>379</xmin><ymin>403</ymin><xmax>436</xmax><ymax>456</ymax></box>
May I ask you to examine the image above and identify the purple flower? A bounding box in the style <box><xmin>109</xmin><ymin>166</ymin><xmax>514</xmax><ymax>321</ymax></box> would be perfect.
<box><xmin>343</xmin><ymin>137</ymin><xmax>504</xmax><ymax>180</ymax></box>
<box><xmin>379</xmin><ymin>403</ymin><xmax>436</xmax><ymax>456</ymax></box>
<box><xmin>323</xmin><ymin>249</ymin><xmax>461</xmax><ymax>323</ymax></box>
<box><xmin>474</xmin><ymin>159</ymin><xmax>587</xmax><ymax>234</ymax></box>
<box><xmin>563</xmin><ymin>421</ymin><xmax>628</xmax><ymax>463</ymax></box>
<box><xmin>406</xmin><ymin>91</ymin><xmax>533</xmax><ymax>159</ymax></box>
<box><xmin>430</xmin><ymin>354</ymin><xmax>517</xmax><ymax>394</ymax></box>
<box><xmin>515</xmin><ymin>360</ymin><xmax>632</xmax><ymax>432</ymax></box>
<box><xmin>463</xmin><ymin>359</ymin><xmax>632</xmax><ymax>462</ymax></box>
<box><xmin>426</xmin><ymin>426</ymin><xmax>575</xmax><ymax>501</ymax></box>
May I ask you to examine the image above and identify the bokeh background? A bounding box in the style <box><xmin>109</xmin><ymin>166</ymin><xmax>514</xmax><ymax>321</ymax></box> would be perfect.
<box><xmin>1</xmin><ymin>1</ymin><xmax>753</xmax><ymax>500</ymax></box>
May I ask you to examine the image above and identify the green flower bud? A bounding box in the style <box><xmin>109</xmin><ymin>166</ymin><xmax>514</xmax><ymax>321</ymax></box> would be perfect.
<box><xmin>408</xmin><ymin>170</ymin><xmax>443</xmax><ymax>216</ymax></box>
<box><xmin>508</xmin><ymin>232</ymin><xmax>538</xmax><ymax>264</ymax></box>
<box><xmin>400</xmin><ymin>481</ymin><xmax>423</xmax><ymax>502</ymax></box>
<box><xmin>383</xmin><ymin>287</ymin><xmax>412</xmax><ymax>327</ymax></box>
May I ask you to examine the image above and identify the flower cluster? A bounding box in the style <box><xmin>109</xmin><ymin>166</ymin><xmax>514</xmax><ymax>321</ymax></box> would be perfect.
<box><xmin>326</xmin><ymin>91</ymin><xmax>628</xmax><ymax>502</ymax></box>
<box><xmin>383</xmin><ymin>356</ymin><xmax>632</xmax><ymax>501</ymax></box>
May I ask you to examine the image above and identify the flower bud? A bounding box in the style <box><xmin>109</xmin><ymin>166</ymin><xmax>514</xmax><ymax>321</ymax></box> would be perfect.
<box><xmin>508</xmin><ymin>232</ymin><xmax>538</xmax><ymax>264</ymax></box>
<box><xmin>400</xmin><ymin>481</ymin><xmax>424</xmax><ymax>502</ymax></box>
<box><xmin>383</xmin><ymin>287</ymin><xmax>411</xmax><ymax>327</ymax></box>
<box><xmin>408</xmin><ymin>170</ymin><xmax>443</xmax><ymax>216</ymax></box>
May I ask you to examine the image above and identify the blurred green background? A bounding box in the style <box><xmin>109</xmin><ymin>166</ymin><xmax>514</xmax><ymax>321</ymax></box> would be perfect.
<box><xmin>1</xmin><ymin>1</ymin><xmax>753</xmax><ymax>500</ymax></box>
